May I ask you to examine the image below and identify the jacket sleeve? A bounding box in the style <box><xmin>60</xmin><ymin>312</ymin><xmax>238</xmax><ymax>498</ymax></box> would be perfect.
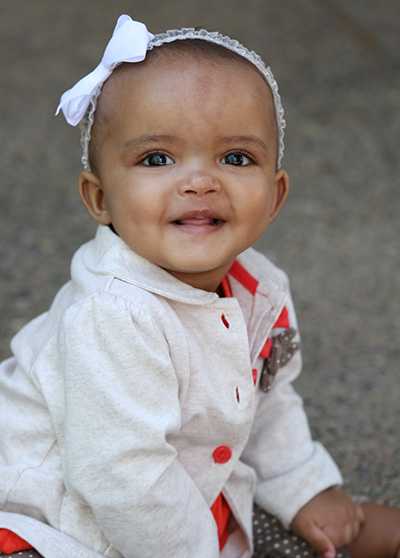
<box><xmin>240</xmin><ymin>281</ymin><xmax>343</xmax><ymax>528</ymax></box>
<box><xmin>58</xmin><ymin>292</ymin><xmax>219</xmax><ymax>558</ymax></box>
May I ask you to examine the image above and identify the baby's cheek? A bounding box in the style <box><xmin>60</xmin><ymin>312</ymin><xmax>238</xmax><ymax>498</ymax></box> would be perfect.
<box><xmin>246</xmin><ymin>197</ymin><xmax>272</xmax><ymax>228</ymax></box>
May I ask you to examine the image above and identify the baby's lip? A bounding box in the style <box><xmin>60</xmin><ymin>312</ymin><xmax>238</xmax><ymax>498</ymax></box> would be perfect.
<box><xmin>171</xmin><ymin>209</ymin><xmax>226</xmax><ymax>224</ymax></box>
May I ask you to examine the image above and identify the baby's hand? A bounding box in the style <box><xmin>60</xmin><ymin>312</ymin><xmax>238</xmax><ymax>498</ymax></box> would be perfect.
<box><xmin>290</xmin><ymin>487</ymin><xmax>365</xmax><ymax>558</ymax></box>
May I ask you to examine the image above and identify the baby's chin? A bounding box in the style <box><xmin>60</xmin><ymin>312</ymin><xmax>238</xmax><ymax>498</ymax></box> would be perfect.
<box><xmin>160</xmin><ymin>255</ymin><xmax>232</xmax><ymax>274</ymax></box>
<box><xmin>160</xmin><ymin>258</ymin><xmax>235</xmax><ymax>291</ymax></box>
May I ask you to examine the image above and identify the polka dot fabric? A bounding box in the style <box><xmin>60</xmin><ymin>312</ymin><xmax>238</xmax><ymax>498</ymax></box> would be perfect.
<box><xmin>252</xmin><ymin>504</ymin><xmax>350</xmax><ymax>558</ymax></box>
<box><xmin>0</xmin><ymin>506</ymin><xmax>351</xmax><ymax>557</ymax></box>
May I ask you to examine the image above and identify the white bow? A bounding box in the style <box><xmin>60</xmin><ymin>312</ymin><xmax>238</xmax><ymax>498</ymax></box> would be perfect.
<box><xmin>56</xmin><ymin>15</ymin><xmax>154</xmax><ymax>126</ymax></box>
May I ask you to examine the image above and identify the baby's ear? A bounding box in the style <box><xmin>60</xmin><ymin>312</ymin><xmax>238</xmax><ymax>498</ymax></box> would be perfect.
<box><xmin>78</xmin><ymin>171</ymin><xmax>111</xmax><ymax>225</ymax></box>
<box><xmin>270</xmin><ymin>169</ymin><xmax>289</xmax><ymax>223</ymax></box>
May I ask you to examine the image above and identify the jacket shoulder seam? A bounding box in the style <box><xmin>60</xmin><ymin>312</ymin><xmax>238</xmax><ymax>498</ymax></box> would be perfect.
<box><xmin>29</xmin><ymin>290</ymin><xmax>149</xmax><ymax>376</ymax></box>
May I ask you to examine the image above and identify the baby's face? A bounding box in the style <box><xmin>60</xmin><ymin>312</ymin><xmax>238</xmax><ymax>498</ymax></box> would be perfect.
<box><xmin>80</xmin><ymin>54</ymin><xmax>288</xmax><ymax>291</ymax></box>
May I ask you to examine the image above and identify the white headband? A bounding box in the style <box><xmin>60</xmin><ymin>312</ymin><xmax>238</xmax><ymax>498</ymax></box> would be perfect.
<box><xmin>56</xmin><ymin>15</ymin><xmax>286</xmax><ymax>170</ymax></box>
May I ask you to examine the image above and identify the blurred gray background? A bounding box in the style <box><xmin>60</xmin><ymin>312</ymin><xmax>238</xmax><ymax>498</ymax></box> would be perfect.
<box><xmin>1</xmin><ymin>1</ymin><xmax>399</xmax><ymax>502</ymax></box>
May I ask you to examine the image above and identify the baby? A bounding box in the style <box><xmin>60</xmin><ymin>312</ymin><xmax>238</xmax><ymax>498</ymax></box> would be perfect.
<box><xmin>0</xmin><ymin>14</ymin><xmax>399</xmax><ymax>558</ymax></box>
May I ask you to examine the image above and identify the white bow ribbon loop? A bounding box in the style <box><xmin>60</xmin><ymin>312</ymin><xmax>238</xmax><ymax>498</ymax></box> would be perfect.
<box><xmin>56</xmin><ymin>15</ymin><xmax>154</xmax><ymax>126</ymax></box>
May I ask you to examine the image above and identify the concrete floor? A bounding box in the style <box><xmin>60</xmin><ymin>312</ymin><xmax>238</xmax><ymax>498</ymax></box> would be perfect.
<box><xmin>1</xmin><ymin>0</ymin><xmax>399</xmax><ymax>503</ymax></box>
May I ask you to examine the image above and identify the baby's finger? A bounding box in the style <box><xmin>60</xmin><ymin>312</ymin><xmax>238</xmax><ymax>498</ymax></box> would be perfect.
<box><xmin>349</xmin><ymin>510</ymin><xmax>365</xmax><ymax>543</ymax></box>
<box><xmin>350</xmin><ymin>519</ymin><xmax>361</xmax><ymax>542</ymax></box>
<box><xmin>324</xmin><ymin>522</ymin><xmax>353</xmax><ymax>547</ymax></box>
<box><xmin>356</xmin><ymin>504</ymin><xmax>366</xmax><ymax>524</ymax></box>
<box><xmin>303</xmin><ymin>523</ymin><xmax>336</xmax><ymax>558</ymax></box>
<box><xmin>345</xmin><ymin>504</ymin><xmax>365</xmax><ymax>543</ymax></box>
<box><xmin>349</xmin><ymin>520</ymin><xmax>363</xmax><ymax>545</ymax></box>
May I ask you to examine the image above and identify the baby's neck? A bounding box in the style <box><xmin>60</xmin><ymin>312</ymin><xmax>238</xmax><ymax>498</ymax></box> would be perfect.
<box><xmin>167</xmin><ymin>264</ymin><xmax>232</xmax><ymax>293</ymax></box>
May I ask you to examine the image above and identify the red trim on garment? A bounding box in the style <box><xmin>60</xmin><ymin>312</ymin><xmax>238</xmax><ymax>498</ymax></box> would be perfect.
<box><xmin>0</xmin><ymin>530</ymin><xmax>33</xmax><ymax>554</ymax></box>
<box><xmin>228</xmin><ymin>260</ymin><xmax>259</xmax><ymax>295</ymax></box>
<box><xmin>273</xmin><ymin>306</ymin><xmax>289</xmax><ymax>329</ymax></box>
<box><xmin>220</xmin><ymin>276</ymin><xmax>233</xmax><ymax>298</ymax></box>
<box><xmin>259</xmin><ymin>307</ymin><xmax>289</xmax><ymax>359</ymax></box>
<box><xmin>260</xmin><ymin>337</ymin><xmax>273</xmax><ymax>359</ymax></box>
<box><xmin>211</xmin><ymin>493</ymin><xmax>231</xmax><ymax>550</ymax></box>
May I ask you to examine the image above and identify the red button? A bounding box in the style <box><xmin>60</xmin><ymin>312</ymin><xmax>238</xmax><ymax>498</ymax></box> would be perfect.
<box><xmin>252</xmin><ymin>368</ymin><xmax>258</xmax><ymax>385</ymax></box>
<box><xmin>213</xmin><ymin>445</ymin><xmax>232</xmax><ymax>464</ymax></box>
<box><xmin>221</xmin><ymin>313</ymin><xmax>230</xmax><ymax>328</ymax></box>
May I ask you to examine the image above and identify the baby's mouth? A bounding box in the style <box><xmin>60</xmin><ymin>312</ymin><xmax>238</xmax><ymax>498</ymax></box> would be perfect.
<box><xmin>171</xmin><ymin>210</ymin><xmax>226</xmax><ymax>232</ymax></box>
<box><xmin>173</xmin><ymin>218</ymin><xmax>224</xmax><ymax>226</ymax></box>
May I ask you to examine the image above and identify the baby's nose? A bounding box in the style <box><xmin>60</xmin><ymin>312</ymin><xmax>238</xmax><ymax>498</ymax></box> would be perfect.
<box><xmin>179</xmin><ymin>173</ymin><xmax>221</xmax><ymax>196</ymax></box>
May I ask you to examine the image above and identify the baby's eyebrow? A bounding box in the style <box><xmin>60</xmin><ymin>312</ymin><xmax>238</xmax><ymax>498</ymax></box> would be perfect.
<box><xmin>121</xmin><ymin>134</ymin><xmax>268</xmax><ymax>153</ymax></box>
<box><xmin>122</xmin><ymin>134</ymin><xmax>181</xmax><ymax>151</ymax></box>
<box><xmin>218</xmin><ymin>135</ymin><xmax>268</xmax><ymax>152</ymax></box>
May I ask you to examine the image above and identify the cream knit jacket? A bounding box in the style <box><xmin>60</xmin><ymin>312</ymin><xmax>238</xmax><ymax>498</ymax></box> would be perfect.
<box><xmin>0</xmin><ymin>226</ymin><xmax>342</xmax><ymax>558</ymax></box>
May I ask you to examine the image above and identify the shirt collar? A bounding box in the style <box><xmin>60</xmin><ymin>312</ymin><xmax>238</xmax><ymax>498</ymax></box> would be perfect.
<box><xmin>75</xmin><ymin>225</ymin><xmax>286</xmax><ymax>308</ymax></box>
<box><xmin>76</xmin><ymin>226</ymin><xmax>219</xmax><ymax>305</ymax></box>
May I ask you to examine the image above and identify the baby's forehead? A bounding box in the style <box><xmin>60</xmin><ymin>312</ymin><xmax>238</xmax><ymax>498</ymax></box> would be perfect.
<box><xmin>90</xmin><ymin>41</ymin><xmax>278</xmax><ymax>169</ymax></box>
<box><xmin>100</xmin><ymin>44</ymin><xmax>276</xmax><ymax>124</ymax></box>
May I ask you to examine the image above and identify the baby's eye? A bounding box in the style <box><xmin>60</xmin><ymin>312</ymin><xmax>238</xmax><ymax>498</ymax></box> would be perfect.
<box><xmin>221</xmin><ymin>152</ymin><xmax>253</xmax><ymax>166</ymax></box>
<box><xmin>141</xmin><ymin>153</ymin><xmax>175</xmax><ymax>166</ymax></box>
